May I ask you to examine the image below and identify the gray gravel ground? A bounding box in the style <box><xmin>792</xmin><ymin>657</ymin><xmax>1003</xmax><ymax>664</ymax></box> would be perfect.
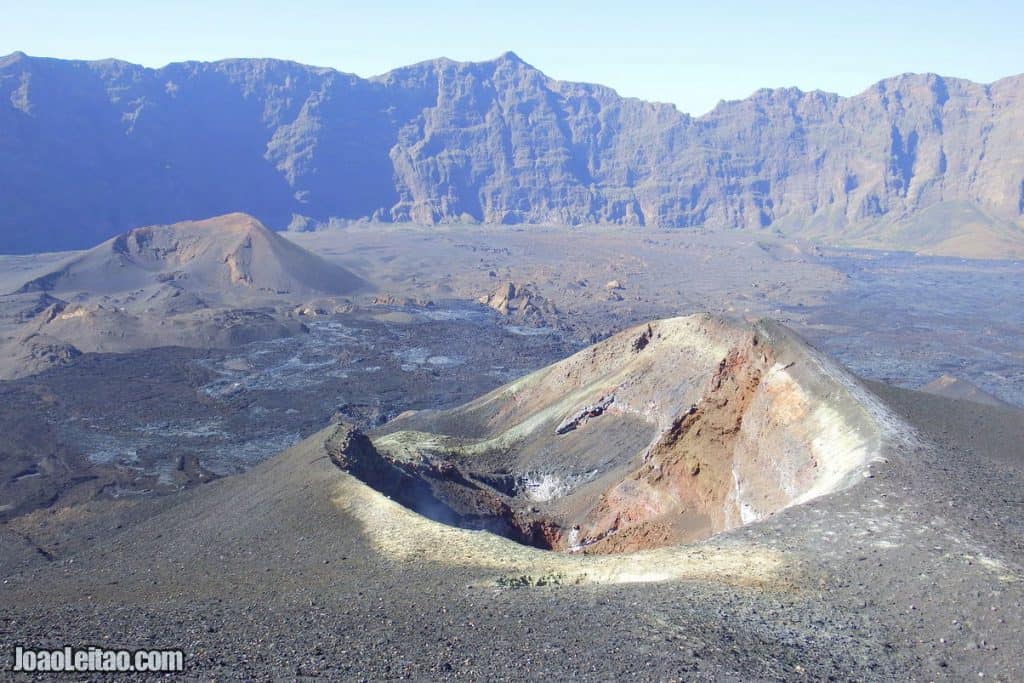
<box><xmin>2</xmin><ymin>379</ymin><xmax>1022</xmax><ymax>681</ymax></box>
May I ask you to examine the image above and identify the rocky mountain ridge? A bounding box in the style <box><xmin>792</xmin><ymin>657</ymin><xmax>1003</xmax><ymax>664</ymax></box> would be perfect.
<box><xmin>1</xmin><ymin>50</ymin><xmax>1022</xmax><ymax>255</ymax></box>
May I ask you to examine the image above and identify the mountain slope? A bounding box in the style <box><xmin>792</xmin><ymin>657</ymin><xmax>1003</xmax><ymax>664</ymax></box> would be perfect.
<box><xmin>920</xmin><ymin>373</ymin><xmax>1018</xmax><ymax>409</ymax></box>
<box><xmin>0</xmin><ymin>213</ymin><xmax>362</xmax><ymax>376</ymax></box>
<box><xmin>14</xmin><ymin>212</ymin><xmax>365</xmax><ymax>299</ymax></box>
<box><xmin>1</xmin><ymin>51</ymin><xmax>1023</xmax><ymax>255</ymax></box>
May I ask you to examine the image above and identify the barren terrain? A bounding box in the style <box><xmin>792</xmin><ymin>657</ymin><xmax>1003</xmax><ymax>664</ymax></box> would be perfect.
<box><xmin>1</xmin><ymin>220</ymin><xmax>1022</xmax><ymax>680</ymax></box>
<box><xmin>291</xmin><ymin>224</ymin><xmax>1024</xmax><ymax>406</ymax></box>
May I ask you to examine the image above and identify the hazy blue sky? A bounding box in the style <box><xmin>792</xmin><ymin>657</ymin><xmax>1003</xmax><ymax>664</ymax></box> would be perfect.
<box><xmin>1</xmin><ymin>1</ymin><xmax>1019</xmax><ymax>115</ymax></box>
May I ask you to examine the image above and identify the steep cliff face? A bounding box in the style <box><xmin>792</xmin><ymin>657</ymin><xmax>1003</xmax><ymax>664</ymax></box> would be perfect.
<box><xmin>1</xmin><ymin>50</ymin><xmax>1022</xmax><ymax>253</ymax></box>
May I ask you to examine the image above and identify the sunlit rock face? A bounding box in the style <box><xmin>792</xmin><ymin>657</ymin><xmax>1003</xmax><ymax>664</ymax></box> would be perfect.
<box><xmin>331</xmin><ymin>313</ymin><xmax>898</xmax><ymax>553</ymax></box>
<box><xmin>2</xmin><ymin>51</ymin><xmax>1023</xmax><ymax>256</ymax></box>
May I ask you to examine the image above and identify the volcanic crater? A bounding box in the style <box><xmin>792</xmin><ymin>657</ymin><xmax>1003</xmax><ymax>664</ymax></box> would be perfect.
<box><xmin>328</xmin><ymin>314</ymin><xmax>893</xmax><ymax>554</ymax></box>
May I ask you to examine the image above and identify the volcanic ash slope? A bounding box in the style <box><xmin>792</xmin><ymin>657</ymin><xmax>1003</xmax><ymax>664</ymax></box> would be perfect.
<box><xmin>15</xmin><ymin>212</ymin><xmax>365</xmax><ymax>302</ymax></box>
<box><xmin>0</xmin><ymin>213</ymin><xmax>366</xmax><ymax>376</ymax></box>
<box><xmin>340</xmin><ymin>313</ymin><xmax>904</xmax><ymax>555</ymax></box>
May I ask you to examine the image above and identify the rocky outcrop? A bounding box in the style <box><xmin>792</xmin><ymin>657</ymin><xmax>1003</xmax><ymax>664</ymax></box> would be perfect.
<box><xmin>477</xmin><ymin>281</ymin><xmax>558</xmax><ymax>326</ymax></box>
<box><xmin>371</xmin><ymin>294</ymin><xmax>434</xmax><ymax>307</ymax></box>
<box><xmin>555</xmin><ymin>394</ymin><xmax>615</xmax><ymax>435</ymax></box>
<box><xmin>1</xmin><ymin>51</ymin><xmax>1022</xmax><ymax>254</ymax></box>
<box><xmin>16</xmin><ymin>333</ymin><xmax>81</xmax><ymax>368</ymax></box>
<box><xmin>326</xmin><ymin>424</ymin><xmax>400</xmax><ymax>487</ymax></box>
